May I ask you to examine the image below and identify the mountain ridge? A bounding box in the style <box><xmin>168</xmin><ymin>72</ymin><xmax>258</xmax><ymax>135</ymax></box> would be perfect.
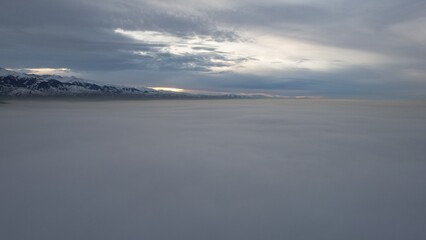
<box><xmin>0</xmin><ymin>68</ymin><xmax>165</xmax><ymax>97</ymax></box>
<box><xmin>0</xmin><ymin>68</ymin><xmax>272</xmax><ymax>99</ymax></box>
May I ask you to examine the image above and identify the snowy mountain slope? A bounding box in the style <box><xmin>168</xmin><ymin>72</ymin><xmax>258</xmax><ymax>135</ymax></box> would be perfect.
<box><xmin>0</xmin><ymin>68</ymin><xmax>268</xmax><ymax>99</ymax></box>
<box><xmin>0</xmin><ymin>68</ymin><xmax>157</xmax><ymax>97</ymax></box>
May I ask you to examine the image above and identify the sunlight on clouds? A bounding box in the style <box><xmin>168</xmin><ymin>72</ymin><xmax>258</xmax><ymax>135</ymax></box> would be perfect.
<box><xmin>6</xmin><ymin>68</ymin><xmax>74</xmax><ymax>76</ymax></box>
<box><xmin>115</xmin><ymin>28</ymin><xmax>388</xmax><ymax>74</ymax></box>
<box><xmin>27</xmin><ymin>68</ymin><xmax>72</xmax><ymax>75</ymax></box>
<box><xmin>115</xmin><ymin>28</ymin><xmax>182</xmax><ymax>44</ymax></box>
<box><xmin>149</xmin><ymin>87</ymin><xmax>186</xmax><ymax>92</ymax></box>
<box><xmin>115</xmin><ymin>28</ymin><xmax>231</xmax><ymax>56</ymax></box>
<box><xmin>232</xmin><ymin>32</ymin><xmax>389</xmax><ymax>74</ymax></box>
<box><xmin>115</xmin><ymin>28</ymin><xmax>246</xmax><ymax>71</ymax></box>
<box><xmin>134</xmin><ymin>51</ymin><xmax>153</xmax><ymax>56</ymax></box>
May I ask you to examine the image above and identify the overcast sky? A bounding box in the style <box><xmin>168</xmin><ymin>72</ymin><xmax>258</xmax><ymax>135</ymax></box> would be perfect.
<box><xmin>1</xmin><ymin>0</ymin><xmax>425</xmax><ymax>97</ymax></box>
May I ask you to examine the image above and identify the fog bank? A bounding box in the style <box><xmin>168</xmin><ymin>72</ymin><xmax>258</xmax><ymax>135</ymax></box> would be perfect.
<box><xmin>1</xmin><ymin>99</ymin><xmax>426</xmax><ymax>240</ymax></box>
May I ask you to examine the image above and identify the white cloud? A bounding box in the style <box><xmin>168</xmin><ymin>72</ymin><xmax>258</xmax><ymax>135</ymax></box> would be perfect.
<box><xmin>115</xmin><ymin>28</ymin><xmax>389</xmax><ymax>74</ymax></box>
<box><xmin>114</xmin><ymin>28</ymin><xmax>247</xmax><ymax>72</ymax></box>
<box><xmin>221</xmin><ymin>31</ymin><xmax>390</xmax><ymax>74</ymax></box>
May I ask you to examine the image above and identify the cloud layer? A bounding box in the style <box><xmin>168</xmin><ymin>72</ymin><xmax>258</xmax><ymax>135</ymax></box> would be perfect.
<box><xmin>1</xmin><ymin>0</ymin><xmax>425</xmax><ymax>97</ymax></box>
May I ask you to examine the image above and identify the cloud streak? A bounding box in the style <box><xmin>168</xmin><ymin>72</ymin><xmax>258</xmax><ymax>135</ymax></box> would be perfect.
<box><xmin>114</xmin><ymin>28</ymin><xmax>250</xmax><ymax>72</ymax></box>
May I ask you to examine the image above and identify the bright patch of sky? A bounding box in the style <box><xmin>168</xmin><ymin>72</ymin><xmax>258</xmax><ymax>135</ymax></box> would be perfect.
<box><xmin>6</xmin><ymin>68</ymin><xmax>76</xmax><ymax>76</ymax></box>
<box><xmin>115</xmin><ymin>28</ymin><xmax>389</xmax><ymax>74</ymax></box>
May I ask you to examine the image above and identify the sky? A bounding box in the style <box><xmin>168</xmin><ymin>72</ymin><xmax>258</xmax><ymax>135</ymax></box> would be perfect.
<box><xmin>1</xmin><ymin>0</ymin><xmax>425</xmax><ymax>97</ymax></box>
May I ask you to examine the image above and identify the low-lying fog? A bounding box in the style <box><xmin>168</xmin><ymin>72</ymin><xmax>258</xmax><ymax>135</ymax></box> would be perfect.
<box><xmin>1</xmin><ymin>99</ymin><xmax>426</xmax><ymax>240</ymax></box>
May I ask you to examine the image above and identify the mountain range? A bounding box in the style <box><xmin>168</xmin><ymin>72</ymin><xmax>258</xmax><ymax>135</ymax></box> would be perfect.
<box><xmin>0</xmin><ymin>68</ymin><xmax>221</xmax><ymax>99</ymax></box>
<box><xmin>0</xmin><ymin>68</ymin><xmax>273</xmax><ymax>99</ymax></box>
<box><xmin>0</xmin><ymin>68</ymin><xmax>168</xmax><ymax>97</ymax></box>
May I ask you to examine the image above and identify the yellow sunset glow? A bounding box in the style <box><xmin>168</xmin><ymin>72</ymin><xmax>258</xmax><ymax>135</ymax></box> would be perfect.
<box><xmin>150</xmin><ymin>87</ymin><xmax>185</xmax><ymax>92</ymax></box>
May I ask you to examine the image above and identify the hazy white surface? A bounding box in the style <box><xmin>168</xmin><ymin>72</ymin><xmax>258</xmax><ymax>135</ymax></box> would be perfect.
<box><xmin>1</xmin><ymin>99</ymin><xmax>426</xmax><ymax>240</ymax></box>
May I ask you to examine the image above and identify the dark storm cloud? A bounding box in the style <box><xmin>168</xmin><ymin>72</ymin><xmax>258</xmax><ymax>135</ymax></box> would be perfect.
<box><xmin>0</xmin><ymin>0</ymin><xmax>425</xmax><ymax>97</ymax></box>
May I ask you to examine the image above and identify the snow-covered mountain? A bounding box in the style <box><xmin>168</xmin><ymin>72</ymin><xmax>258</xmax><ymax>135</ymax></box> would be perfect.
<box><xmin>0</xmin><ymin>68</ymin><xmax>271</xmax><ymax>99</ymax></box>
<box><xmin>0</xmin><ymin>68</ymin><xmax>157</xmax><ymax>97</ymax></box>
